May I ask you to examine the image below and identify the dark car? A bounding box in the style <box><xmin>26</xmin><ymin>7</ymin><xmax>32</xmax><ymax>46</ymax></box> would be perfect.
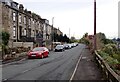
<box><xmin>54</xmin><ymin>45</ymin><xmax>65</xmax><ymax>52</ymax></box>
<box><xmin>27</xmin><ymin>47</ymin><xmax>49</xmax><ymax>59</ymax></box>
<box><xmin>63</xmin><ymin>44</ymin><xmax>69</xmax><ymax>49</ymax></box>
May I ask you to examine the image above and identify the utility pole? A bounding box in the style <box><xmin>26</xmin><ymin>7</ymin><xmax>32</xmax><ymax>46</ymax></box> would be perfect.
<box><xmin>52</xmin><ymin>17</ymin><xmax>54</xmax><ymax>42</ymax></box>
<box><xmin>51</xmin><ymin>17</ymin><xmax>54</xmax><ymax>50</ymax></box>
<box><xmin>94</xmin><ymin>0</ymin><xmax>97</xmax><ymax>50</ymax></box>
<box><xmin>69</xmin><ymin>28</ymin><xmax>70</xmax><ymax>39</ymax></box>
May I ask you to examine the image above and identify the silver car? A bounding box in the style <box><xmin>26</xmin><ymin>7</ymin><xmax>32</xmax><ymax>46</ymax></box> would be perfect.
<box><xmin>54</xmin><ymin>45</ymin><xmax>65</xmax><ymax>52</ymax></box>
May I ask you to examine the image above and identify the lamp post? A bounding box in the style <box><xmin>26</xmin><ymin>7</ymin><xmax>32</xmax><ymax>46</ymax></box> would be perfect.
<box><xmin>51</xmin><ymin>17</ymin><xmax>54</xmax><ymax>50</ymax></box>
<box><xmin>94</xmin><ymin>0</ymin><xmax>97</xmax><ymax>50</ymax></box>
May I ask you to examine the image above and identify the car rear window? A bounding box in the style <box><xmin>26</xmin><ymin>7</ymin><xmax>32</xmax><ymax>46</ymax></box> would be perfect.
<box><xmin>32</xmin><ymin>47</ymin><xmax>44</xmax><ymax>51</ymax></box>
<box><xmin>56</xmin><ymin>45</ymin><xmax>63</xmax><ymax>48</ymax></box>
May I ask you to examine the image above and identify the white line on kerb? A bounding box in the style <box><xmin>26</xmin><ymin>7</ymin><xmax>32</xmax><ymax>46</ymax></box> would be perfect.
<box><xmin>69</xmin><ymin>50</ymin><xmax>83</xmax><ymax>82</ymax></box>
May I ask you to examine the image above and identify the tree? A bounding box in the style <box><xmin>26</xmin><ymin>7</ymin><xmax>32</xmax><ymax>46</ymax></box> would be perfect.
<box><xmin>58</xmin><ymin>34</ymin><xmax>63</xmax><ymax>42</ymax></box>
<box><xmin>1</xmin><ymin>31</ymin><xmax>10</xmax><ymax>58</ymax></box>
<box><xmin>2</xmin><ymin>31</ymin><xmax>10</xmax><ymax>46</ymax></box>
<box><xmin>84</xmin><ymin>33</ymin><xmax>88</xmax><ymax>38</ymax></box>
<box><xmin>63</xmin><ymin>34</ymin><xmax>69</xmax><ymax>42</ymax></box>
<box><xmin>96</xmin><ymin>32</ymin><xmax>114</xmax><ymax>44</ymax></box>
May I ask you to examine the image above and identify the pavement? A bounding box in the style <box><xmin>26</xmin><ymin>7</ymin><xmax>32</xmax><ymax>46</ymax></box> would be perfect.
<box><xmin>72</xmin><ymin>47</ymin><xmax>103</xmax><ymax>80</ymax></box>
<box><xmin>2</xmin><ymin>52</ymin><xmax>27</xmax><ymax>64</ymax></box>
<box><xmin>2</xmin><ymin>44</ymin><xmax>104</xmax><ymax>81</ymax></box>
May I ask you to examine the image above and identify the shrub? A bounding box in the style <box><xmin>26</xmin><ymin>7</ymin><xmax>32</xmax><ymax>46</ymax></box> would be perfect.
<box><xmin>106</xmin><ymin>56</ymin><xmax>119</xmax><ymax>66</ymax></box>
<box><xmin>102</xmin><ymin>44</ymin><xmax>118</xmax><ymax>57</ymax></box>
<box><xmin>98</xmin><ymin>51</ymin><xmax>109</xmax><ymax>57</ymax></box>
<box><xmin>102</xmin><ymin>45</ymin><xmax>114</xmax><ymax>56</ymax></box>
<box><xmin>113</xmin><ymin>54</ymin><xmax>120</xmax><ymax>63</ymax></box>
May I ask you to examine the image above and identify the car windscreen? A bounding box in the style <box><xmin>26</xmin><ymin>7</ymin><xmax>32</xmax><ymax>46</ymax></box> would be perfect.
<box><xmin>56</xmin><ymin>45</ymin><xmax>63</xmax><ymax>48</ymax></box>
<box><xmin>32</xmin><ymin>47</ymin><xmax>44</xmax><ymax>51</ymax></box>
<box><xmin>64</xmin><ymin>44</ymin><xmax>68</xmax><ymax>46</ymax></box>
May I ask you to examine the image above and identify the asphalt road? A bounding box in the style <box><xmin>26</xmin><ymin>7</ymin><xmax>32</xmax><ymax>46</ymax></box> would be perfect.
<box><xmin>2</xmin><ymin>44</ymin><xmax>85</xmax><ymax>81</ymax></box>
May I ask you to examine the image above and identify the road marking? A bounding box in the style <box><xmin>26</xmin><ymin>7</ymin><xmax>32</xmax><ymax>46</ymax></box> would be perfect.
<box><xmin>22</xmin><ymin>70</ymin><xmax>29</xmax><ymax>73</ymax></box>
<box><xmin>69</xmin><ymin>49</ymin><xmax>83</xmax><ymax>82</ymax></box>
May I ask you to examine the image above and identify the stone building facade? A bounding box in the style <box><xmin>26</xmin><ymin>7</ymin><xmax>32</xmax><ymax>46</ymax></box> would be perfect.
<box><xmin>1</xmin><ymin>1</ymin><xmax>63</xmax><ymax>50</ymax></box>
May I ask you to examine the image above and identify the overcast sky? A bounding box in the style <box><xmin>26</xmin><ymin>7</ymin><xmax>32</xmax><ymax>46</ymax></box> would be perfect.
<box><xmin>14</xmin><ymin>0</ymin><xmax>120</xmax><ymax>39</ymax></box>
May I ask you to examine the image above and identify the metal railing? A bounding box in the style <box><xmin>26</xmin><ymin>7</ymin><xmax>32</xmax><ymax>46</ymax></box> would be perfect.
<box><xmin>95</xmin><ymin>51</ymin><xmax>120</xmax><ymax>82</ymax></box>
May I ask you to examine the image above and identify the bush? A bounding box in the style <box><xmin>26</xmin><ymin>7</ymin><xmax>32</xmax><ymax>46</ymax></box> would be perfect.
<box><xmin>102</xmin><ymin>44</ymin><xmax>118</xmax><ymax>57</ymax></box>
<box><xmin>113</xmin><ymin>54</ymin><xmax>120</xmax><ymax>63</ymax></box>
<box><xmin>103</xmin><ymin>45</ymin><xmax>114</xmax><ymax>56</ymax></box>
<box><xmin>106</xmin><ymin>56</ymin><xmax>119</xmax><ymax>66</ymax></box>
<box><xmin>98</xmin><ymin>51</ymin><xmax>109</xmax><ymax>57</ymax></box>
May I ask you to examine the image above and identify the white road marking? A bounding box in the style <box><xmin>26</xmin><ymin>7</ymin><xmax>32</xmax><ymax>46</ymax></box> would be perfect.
<box><xmin>22</xmin><ymin>70</ymin><xmax>29</xmax><ymax>74</ymax></box>
<box><xmin>69</xmin><ymin>49</ymin><xmax>83</xmax><ymax>82</ymax></box>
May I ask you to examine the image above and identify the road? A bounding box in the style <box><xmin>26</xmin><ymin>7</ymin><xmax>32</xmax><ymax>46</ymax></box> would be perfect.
<box><xmin>2</xmin><ymin>44</ymin><xmax>86</xmax><ymax>81</ymax></box>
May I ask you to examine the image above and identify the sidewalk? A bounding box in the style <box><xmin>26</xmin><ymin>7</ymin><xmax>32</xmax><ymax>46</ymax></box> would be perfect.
<box><xmin>72</xmin><ymin>47</ymin><xmax>104</xmax><ymax>80</ymax></box>
<box><xmin>2</xmin><ymin>52</ymin><xmax>27</xmax><ymax>64</ymax></box>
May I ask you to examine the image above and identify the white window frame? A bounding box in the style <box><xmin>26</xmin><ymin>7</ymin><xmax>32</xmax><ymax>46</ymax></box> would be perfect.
<box><xmin>13</xmin><ymin>12</ymin><xmax>16</xmax><ymax>21</ymax></box>
<box><xmin>19</xmin><ymin>14</ymin><xmax>22</xmax><ymax>23</ymax></box>
<box><xmin>13</xmin><ymin>26</ymin><xmax>16</xmax><ymax>38</ymax></box>
<box><xmin>24</xmin><ymin>28</ymin><xmax>27</xmax><ymax>36</ymax></box>
<box><xmin>24</xmin><ymin>16</ymin><xmax>26</xmax><ymax>24</ymax></box>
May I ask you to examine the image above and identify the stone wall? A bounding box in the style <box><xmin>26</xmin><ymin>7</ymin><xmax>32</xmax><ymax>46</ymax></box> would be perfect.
<box><xmin>11</xmin><ymin>42</ymin><xmax>33</xmax><ymax>50</ymax></box>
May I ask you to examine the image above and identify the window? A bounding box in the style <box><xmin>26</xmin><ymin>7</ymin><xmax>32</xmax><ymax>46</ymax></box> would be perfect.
<box><xmin>29</xmin><ymin>18</ymin><xmax>31</xmax><ymax>28</ymax></box>
<box><xmin>32</xmin><ymin>19</ymin><xmax>35</xmax><ymax>25</ymax></box>
<box><xmin>24</xmin><ymin>16</ymin><xmax>26</xmax><ymax>24</ymax></box>
<box><xmin>13</xmin><ymin>12</ymin><xmax>16</xmax><ymax>21</ymax></box>
<box><xmin>19</xmin><ymin>14</ymin><xmax>22</xmax><ymax>23</ymax></box>
<box><xmin>24</xmin><ymin>29</ymin><xmax>26</xmax><ymax>36</ymax></box>
<box><xmin>13</xmin><ymin>22</ymin><xmax>16</xmax><ymax>26</ymax></box>
<box><xmin>29</xmin><ymin>18</ymin><xmax>31</xmax><ymax>25</ymax></box>
<box><xmin>22</xmin><ymin>29</ymin><xmax>24</xmax><ymax>36</ymax></box>
<box><xmin>44</xmin><ymin>25</ymin><xmax>46</xmax><ymax>31</ymax></box>
<box><xmin>13</xmin><ymin>26</ymin><xmax>16</xmax><ymax>38</ymax></box>
<box><xmin>36</xmin><ymin>30</ymin><xmax>38</xmax><ymax>34</ymax></box>
<box><xmin>28</xmin><ymin>29</ymin><xmax>31</xmax><ymax>37</ymax></box>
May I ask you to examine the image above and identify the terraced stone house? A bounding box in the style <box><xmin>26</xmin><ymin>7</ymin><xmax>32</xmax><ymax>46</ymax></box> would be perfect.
<box><xmin>0</xmin><ymin>0</ymin><xmax>63</xmax><ymax>50</ymax></box>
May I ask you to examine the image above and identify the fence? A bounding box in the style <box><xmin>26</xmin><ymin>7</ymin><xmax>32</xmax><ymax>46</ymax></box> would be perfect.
<box><xmin>95</xmin><ymin>51</ymin><xmax>120</xmax><ymax>82</ymax></box>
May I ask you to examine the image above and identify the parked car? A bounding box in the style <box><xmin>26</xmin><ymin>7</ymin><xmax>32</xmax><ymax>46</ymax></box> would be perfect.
<box><xmin>27</xmin><ymin>47</ymin><xmax>49</xmax><ymax>59</ymax></box>
<box><xmin>71</xmin><ymin>43</ymin><xmax>75</xmax><ymax>48</ymax></box>
<box><xmin>63</xmin><ymin>44</ymin><xmax>69</xmax><ymax>49</ymax></box>
<box><xmin>68</xmin><ymin>44</ymin><xmax>72</xmax><ymax>49</ymax></box>
<box><xmin>54</xmin><ymin>45</ymin><xmax>65</xmax><ymax>52</ymax></box>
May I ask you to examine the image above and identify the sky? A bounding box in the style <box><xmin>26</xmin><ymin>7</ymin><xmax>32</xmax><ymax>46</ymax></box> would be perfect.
<box><xmin>14</xmin><ymin>0</ymin><xmax>120</xmax><ymax>39</ymax></box>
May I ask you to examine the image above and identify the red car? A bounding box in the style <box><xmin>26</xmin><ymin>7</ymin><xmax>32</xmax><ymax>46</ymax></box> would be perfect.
<box><xmin>27</xmin><ymin>47</ymin><xmax>49</xmax><ymax>59</ymax></box>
